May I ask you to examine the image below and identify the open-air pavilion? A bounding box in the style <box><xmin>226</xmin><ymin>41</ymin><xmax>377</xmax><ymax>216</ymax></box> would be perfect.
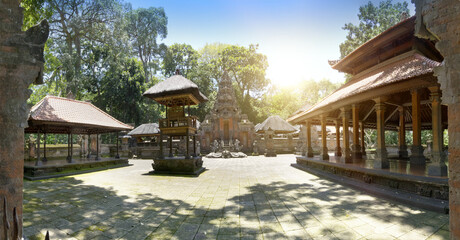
<box><xmin>24</xmin><ymin>95</ymin><xmax>133</xmax><ymax>179</ymax></box>
<box><xmin>288</xmin><ymin>16</ymin><xmax>449</xmax><ymax>211</ymax></box>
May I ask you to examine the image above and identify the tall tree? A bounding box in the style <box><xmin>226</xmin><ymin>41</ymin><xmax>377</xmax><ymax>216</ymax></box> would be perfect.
<box><xmin>126</xmin><ymin>7</ymin><xmax>168</xmax><ymax>82</ymax></box>
<box><xmin>45</xmin><ymin>0</ymin><xmax>123</xmax><ymax>94</ymax></box>
<box><xmin>340</xmin><ymin>0</ymin><xmax>410</xmax><ymax>58</ymax></box>
<box><xmin>162</xmin><ymin>43</ymin><xmax>199</xmax><ymax>78</ymax></box>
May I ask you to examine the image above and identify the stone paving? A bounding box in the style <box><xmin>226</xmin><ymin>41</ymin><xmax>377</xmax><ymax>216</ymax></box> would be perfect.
<box><xmin>24</xmin><ymin>155</ymin><xmax>450</xmax><ymax>240</ymax></box>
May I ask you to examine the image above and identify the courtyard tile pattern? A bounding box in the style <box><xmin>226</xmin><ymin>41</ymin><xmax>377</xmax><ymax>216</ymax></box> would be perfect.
<box><xmin>24</xmin><ymin>155</ymin><xmax>450</xmax><ymax>239</ymax></box>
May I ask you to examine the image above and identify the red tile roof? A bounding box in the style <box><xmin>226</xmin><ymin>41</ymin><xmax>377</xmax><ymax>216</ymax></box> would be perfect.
<box><xmin>28</xmin><ymin>96</ymin><xmax>133</xmax><ymax>132</ymax></box>
<box><xmin>288</xmin><ymin>53</ymin><xmax>440</xmax><ymax>123</ymax></box>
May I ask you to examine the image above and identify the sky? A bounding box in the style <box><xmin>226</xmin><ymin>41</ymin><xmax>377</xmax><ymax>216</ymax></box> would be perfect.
<box><xmin>128</xmin><ymin>0</ymin><xmax>415</xmax><ymax>87</ymax></box>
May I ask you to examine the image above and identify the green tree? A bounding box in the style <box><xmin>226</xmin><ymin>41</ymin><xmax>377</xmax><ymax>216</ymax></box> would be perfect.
<box><xmin>218</xmin><ymin>44</ymin><xmax>269</xmax><ymax>122</ymax></box>
<box><xmin>340</xmin><ymin>0</ymin><xmax>410</xmax><ymax>58</ymax></box>
<box><xmin>162</xmin><ymin>43</ymin><xmax>199</xmax><ymax>78</ymax></box>
<box><xmin>126</xmin><ymin>6</ymin><xmax>168</xmax><ymax>82</ymax></box>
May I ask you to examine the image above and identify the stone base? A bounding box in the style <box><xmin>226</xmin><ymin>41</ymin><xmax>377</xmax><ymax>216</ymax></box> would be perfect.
<box><xmin>428</xmin><ymin>162</ymin><xmax>448</xmax><ymax>177</ymax></box>
<box><xmin>24</xmin><ymin>158</ymin><xmax>130</xmax><ymax>180</ymax></box>
<box><xmin>335</xmin><ymin>147</ymin><xmax>342</xmax><ymax>157</ymax></box>
<box><xmin>265</xmin><ymin>149</ymin><xmax>277</xmax><ymax>157</ymax></box>
<box><xmin>398</xmin><ymin>145</ymin><xmax>408</xmax><ymax>158</ymax></box>
<box><xmin>292</xmin><ymin>157</ymin><xmax>449</xmax><ymax>213</ymax></box>
<box><xmin>151</xmin><ymin>156</ymin><xmax>205</xmax><ymax>176</ymax></box>
<box><xmin>307</xmin><ymin>147</ymin><xmax>314</xmax><ymax>158</ymax></box>
<box><xmin>320</xmin><ymin>147</ymin><xmax>329</xmax><ymax>160</ymax></box>
<box><xmin>410</xmin><ymin>145</ymin><xmax>426</xmax><ymax>165</ymax></box>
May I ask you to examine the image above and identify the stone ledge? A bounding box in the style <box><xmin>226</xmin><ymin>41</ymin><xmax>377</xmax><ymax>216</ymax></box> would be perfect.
<box><xmin>293</xmin><ymin>157</ymin><xmax>449</xmax><ymax>213</ymax></box>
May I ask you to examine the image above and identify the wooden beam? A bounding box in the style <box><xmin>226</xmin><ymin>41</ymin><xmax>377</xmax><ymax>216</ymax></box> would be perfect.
<box><xmin>385</xmin><ymin>107</ymin><xmax>399</xmax><ymax>123</ymax></box>
<box><xmin>362</xmin><ymin>106</ymin><xmax>375</xmax><ymax>122</ymax></box>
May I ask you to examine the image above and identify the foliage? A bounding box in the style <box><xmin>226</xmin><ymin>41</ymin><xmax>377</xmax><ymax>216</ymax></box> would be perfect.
<box><xmin>340</xmin><ymin>0</ymin><xmax>410</xmax><ymax>59</ymax></box>
<box><xmin>162</xmin><ymin>43</ymin><xmax>199</xmax><ymax>78</ymax></box>
<box><xmin>126</xmin><ymin>7</ymin><xmax>168</xmax><ymax>82</ymax></box>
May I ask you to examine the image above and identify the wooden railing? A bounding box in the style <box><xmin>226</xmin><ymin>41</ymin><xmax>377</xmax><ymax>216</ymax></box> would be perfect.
<box><xmin>159</xmin><ymin>116</ymin><xmax>198</xmax><ymax>129</ymax></box>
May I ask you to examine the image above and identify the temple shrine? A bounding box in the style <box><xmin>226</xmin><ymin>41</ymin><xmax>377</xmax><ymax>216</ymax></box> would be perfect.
<box><xmin>199</xmin><ymin>72</ymin><xmax>255</xmax><ymax>153</ymax></box>
<box><xmin>143</xmin><ymin>71</ymin><xmax>207</xmax><ymax>175</ymax></box>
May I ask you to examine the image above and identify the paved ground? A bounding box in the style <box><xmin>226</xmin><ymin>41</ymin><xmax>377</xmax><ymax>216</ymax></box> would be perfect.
<box><xmin>24</xmin><ymin>155</ymin><xmax>450</xmax><ymax>240</ymax></box>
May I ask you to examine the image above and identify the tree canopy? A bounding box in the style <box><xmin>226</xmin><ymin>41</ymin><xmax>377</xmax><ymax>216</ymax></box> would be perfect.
<box><xmin>339</xmin><ymin>0</ymin><xmax>410</xmax><ymax>59</ymax></box>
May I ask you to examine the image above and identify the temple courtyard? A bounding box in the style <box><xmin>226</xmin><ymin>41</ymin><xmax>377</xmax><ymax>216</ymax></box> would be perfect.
<box><xmin>24</xmin><ymin>155</ymin><xmax>449</xmax><ymax>240</ymax></box>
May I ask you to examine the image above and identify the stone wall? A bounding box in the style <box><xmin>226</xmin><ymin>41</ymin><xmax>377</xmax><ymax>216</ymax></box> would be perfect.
<box><xmin>413</xmin><ymin>0</ymin><xmax>460</xmax><ymax>237</ymax></box>
<box><xmin>0</xmin><ymin>0</ymin><xmax>49</xmax><ymax>238</ymax></box>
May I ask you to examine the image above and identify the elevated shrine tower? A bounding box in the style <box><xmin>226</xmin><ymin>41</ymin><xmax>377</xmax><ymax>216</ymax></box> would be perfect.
<box><xmin>200</xmin><ymin>72</ymin><xmax>255</xmax><ymax>152</ymax></box>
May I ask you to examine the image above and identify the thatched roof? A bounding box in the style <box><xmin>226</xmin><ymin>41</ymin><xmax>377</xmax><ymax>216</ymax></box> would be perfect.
<box><xmin>143</xmin><ymin>74</ymin><xmax>208</xmax><ymax>105</ymax></box>
<box><xmin>128</xmin><ymin>123</ymin><xmax>160</xmax><ymax>136</ymax></box>
<box><xmin>25</xmin><ymin>96</ymin><xmax>133</xmax><ymax>134</ymax></box>
<box><xmin>256</xmin><ymin>115</ymin><xmax>297</xmax><ymax>134</ymax></box>
<box><xmin>288</xmin><ymin>53</ymin><xmax>441</xmax><ymax>125</ymax></box>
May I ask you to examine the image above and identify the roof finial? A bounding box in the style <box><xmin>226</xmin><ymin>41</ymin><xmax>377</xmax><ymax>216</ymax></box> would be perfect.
<box><xmin>175</xmin><ymin>69</ymin><xmax>181</xmax><ymax>75</ymax></box>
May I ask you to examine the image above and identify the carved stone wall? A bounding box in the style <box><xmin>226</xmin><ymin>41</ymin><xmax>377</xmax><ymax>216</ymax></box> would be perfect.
<box><xmin>0</xmin><ymin>1</ymin><xmax>48</xmax><ymax>238</ymax></box>
<box><xmin>413</xmin><ymin>0</ymin><xmax>460</xmax><ymax>237</ymax></box>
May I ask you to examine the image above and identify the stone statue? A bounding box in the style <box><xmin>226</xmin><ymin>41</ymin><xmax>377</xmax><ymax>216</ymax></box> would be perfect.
<box><xmin>234</xmin><ymin>139</ymin><xmax>240</xmax><ymax>152</ymax></box>
<box><xmin>213</xmin><ymin>140</ymin><xmax>219</xmax><ymax>153</ymax></box>
<box><xmin>253</xmin><ymin>140</ymin><xmax>258</xmax><ymax>155</ymax></box>
<box><xmin>220</xmin><ymin>139</ymin><xmax>225</xmax><ymax>151</ymax></box>
<box><xmin>28</xmin><ymin>135</ymin><xmax>36</xmax><ymax>160</ymax></box>
<box><xmin>229</xmin><ymin>138</ymin><xmax>233</xmax><ymax>151</ymax></box>
<box><xmin>196</xmin><ymin>141</ymin><xmax>201</xmax><ymax>155</ymax></box>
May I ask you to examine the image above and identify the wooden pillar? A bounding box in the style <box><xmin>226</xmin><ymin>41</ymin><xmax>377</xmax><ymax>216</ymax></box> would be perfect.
<box><xmin>306</xmin><ymin>121</ymin><xmax>314</xmax><ymax>157</ymax></box>
<box><xmin>43</xmin><ymin>131</ymin><xmax>48</xmax><ymax>161</ymax></box>
<box><xmin>360</xmin><ymin>122</ymin><xmax>366</xmax><ymax>156</ymax></box>
<box><xmin>67</xmin><ymin>132</ymin><xmax>71</xmax><ymax>162</ymax></box>
<box><xmin>159</xmin><ymin>132</ymin><xmax>163</xmax><ymax>158</ymax></box>
<box><xmin>169</xmin><ymin>135</ymin><xmax>173</xmax><ymax>157</ymax></box>
<box><xmin>428</xmin><ymin>86</ymin><xmax>447</xmax><ymax>176</ymax></box>
<box><xmin>186</xmin><ymin>129</ymin><xmax>190</xmax><ymax>159</ymax></box>
<box><xmin>36</xmin><ymin>129</ymin><xmax>42</xmax><ymax>166</ymax></box>
<box><xmin>351</xmin><ymin>104</ymin><xmax>362</xmax><ymax>160</ymax></box>
<box><xmin>334</xmin><ymin>120</ymin><xmax>342</xmax><ymax>157</ymax></box>
<box><xmin>398</xmin><ymin>107</ymin><xmax>408</xmax><ymax>158</ymax></box>
<box><xmin>320</xmin><ymin>115</ymin><xmax>329</xmax><ymax>160</ymax></box>
<box><xmin>95</xmin><ymin>134</ymin><xmax>100</xmax><ymax>160</ymax></box>
<box><xmin>87</xmin><ymin>133</ymin><xmax>91</xmax><ymax>159</ymax></box>
<box><xmin>193</xmin><ymin>135</ymin><xmax>197</xmax><ymax>157</ymax></box>
<box><xmin>374</xmin><ymin>100</ymin><xmax>388</xmax><ymax>169</ymax></box>
<box><xmin>410</xmin><ymin>89</ymin><xmax>426</xmax><ymax>164</ymax></box>
<box><xmin>116</xmin><ymin>132</ymin><xmax>120</xmax><ymax>159</ymax></box>
<box><xmin>70</xmin><ymin>133</ymin><xmax>74</xmax><ymax>163</ymax></box>
<box><xmin>341</xmin><ymin>107</ymin><xmax>352</xmax><ymax>163</ymax></box>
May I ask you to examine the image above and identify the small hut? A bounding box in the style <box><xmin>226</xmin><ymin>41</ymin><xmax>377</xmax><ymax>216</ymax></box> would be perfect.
<box><xmin>256</xmin><ymin>115</ymin><xmax>297</xmax><ymax>157</ymax></box>
<box><xmin>128</xmin><ymin>123</ymin><xmax>160</xmax><ymax>158</ymax></box>
<box><xmin>24</xmin><ymin>96</ymin><xmax>133</xmax><ymax>179</ymax></box>
<box><xmin>143</xmin><ymin>71</ymin><xmax>208</xmax><ymax>175</ymax></box>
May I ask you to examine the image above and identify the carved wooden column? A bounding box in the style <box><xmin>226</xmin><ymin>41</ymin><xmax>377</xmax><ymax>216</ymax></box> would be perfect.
<box><xmin>320</xmin><ymin>115</ymin><xmax>329</xmax><ymax>160</ymax></box>
<box><xmin>67</xmin><ymin>132</ymin><xmax>72</xmax><ymax>162</ymax></box>
<box><xmin>351</xmin><ymin>104</ymin><xmax>362</xmax><ymax>160</ymax></box>
<box><xmin>334</xmin><ymin>120</ymin><xmax>342</xmax><ymax>157</ymax></box>
<box><xmin>374</xmin><ymin>100</ymin><xmax>388</xmax><ymax>168</ymax></box>
<box><xmin>398</xmin><ymin>107</ymin><xmax>408</xmax><ymax>158</ymax></box>
<box><xmin>410</xmin><ymin>89</ymin><xmax>426</xmax><ymax>164</ymax></box>
<box><xmin>427</xmin><ymin>86</ymin><xmax>447</xmax><ymax>176</ymax></box>
<box><xmin>341</xmin><ymin>107</ymin><xmax>351</xmax><ymax>163</ymax></box>
<box><xmin>360</xmin><ymin>122</ymin><xmax>366</xmax><ymax>156</ymax></box>
<box><xmin>186</xmin><ymin>129</ymin><xmax>190</xmax><ymax>159</ymax></box>
<box><xmin>96</xmin><ymin>134</ymin><xmax>100</xmax><ymax>160</ymax></box>
<box><xmin>36</xmin><ymin>129</ymin><xmax>42</xmax><ymax>166</ymax></box>
<box><xmin>306</xmin><ymin>120</ymin><xmax>314</xmax><ymax>158</ymax></box>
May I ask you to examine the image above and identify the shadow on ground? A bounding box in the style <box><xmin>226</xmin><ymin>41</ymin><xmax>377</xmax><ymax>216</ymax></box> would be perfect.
<box><xmin>23</xmin><ymin>175</ymin><xmax>449</xmax><ymax>239</ymax></box>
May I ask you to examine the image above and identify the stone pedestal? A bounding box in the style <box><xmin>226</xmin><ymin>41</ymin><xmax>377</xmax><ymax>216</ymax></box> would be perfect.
<box><xmin>398</xmin><ymin>145</ymin><xmax>409</xmax><ymax>158</ymax></box>
<box><xmin>410</xmin><ymin>145</ymin><xmax>426</xmax><ymax>165</ymax></box>
<box><xmin>151</xmin><ymin>156</ymin><xmax>205</xmax><ymax>176</ymax></box>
